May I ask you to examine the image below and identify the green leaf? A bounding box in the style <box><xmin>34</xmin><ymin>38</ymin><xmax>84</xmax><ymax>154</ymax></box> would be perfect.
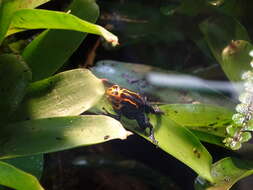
<box><xmin>0</xmin><ymin>0</ymin><xmax>50</xmax><ymax>44</ymax></box>
<box><xmin>195</xmin><ymin>157</ymin><xmax>253</xmax><ymax>190</ymax></box>
<box><xmin>92</xmin><ymin>60</ymin><xmax>235</xmax><ymax>109</ymax></box>
<box><xmin>200</xmin><ymin>15</ymin><xmax>251</xmax><ymax>82</ymax></box>
<box><xmin>0</xmin><ymin>54</ymin><xmax>31</xmax><ymax>123</ymax></box>
<box><xmin>0</xmin><ymin>161</ymin><xmax>43</xmax><ymax>190</ymax></box>
<box><xmin>22</xmin><ymin>0</ymin><xmax>99</xmax><ymax>81</ymax></box>
<box><xmin>7</xmin><ymin>9</ymin><xmax>118</xmax><ymax>46</ymax></box>
<box><xmin>145</xmin><ymin>114</ymin><xmax>213</xmax><ymax>182</ymax></box>
<box><xmin>191</xmin><ymin>130</ymin><xmax>225</xmax><ymax>147</ymax></box>
<box><xmin>221</xmin><ymin>40</ymin><xmax>253</xmax><ymax>82</ymax></box>
<box><xmin>160</xmin><ymin>104</ymin><xmax>233</xmax><ymax>137</ymax></box>
<box><xmin>0</xmin><ymin>115</ymin><xmax>129</xmax><ymax>159</ymax></box>
<box><xmin>3</xmin><ymin>155</ymin><xmax>43</xmax><ymax>179</ymax></box>
<box><xmin>13</xmin><ymin>69</ymin><xmax>104</xmax><ymax>121</ymax></box>
<box><xmin>116</xmin><ymin>109</ymin><xmax>213</xmax><ymax>182</ymax></box>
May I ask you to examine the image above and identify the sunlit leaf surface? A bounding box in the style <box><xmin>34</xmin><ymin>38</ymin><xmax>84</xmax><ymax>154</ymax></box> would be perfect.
<box><xmin>7</xmin><ymin>9</ymin><xmax>118</xmax><ymax>46</ymax></box>
<box><xmin>0</xmin><ymin>115</ymin><xmax>129</xmax><ymax>159</ymax></box>
<box><xmin>22</xmin><ymin>0</ymin><xmax>100</xmax><ymax>81</ymax></box>
<box><xmin>13</xmin><ymin>69</ymin><xmax>104</xmax><ymax>121</ymax></box>
<box><xmin>0</xmin><ymin>161</ymin><xmax>43</xmax><ymax>190</ymax></box>
<box><xmin>0</xmin><ymin>0</ymin><xmax>50</xmax><ymax>43</ymax></box>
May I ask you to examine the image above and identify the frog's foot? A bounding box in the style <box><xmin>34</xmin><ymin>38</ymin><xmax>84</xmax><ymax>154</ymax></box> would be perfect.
<box><xmin>149</xmin><ymin>128</ymin><xmax>158</xmax><ymax>145</ymax></box>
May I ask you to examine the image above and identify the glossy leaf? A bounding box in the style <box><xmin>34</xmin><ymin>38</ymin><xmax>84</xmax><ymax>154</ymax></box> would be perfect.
<box><xmin>200</xmin><ymin>16</ymin><xmax>251</xmax><ymax>82</ymax></box>
<box><xmin>191</xmin><ymin>130</ymin><xmax>224</xmax><ymax>147</ymax></box>
<box><xmin>92</xmin><ymin>60</ymin><xmax>235</xmax><ymax>109</ymax></box>
<box><xmin>161</xmin><ymin>104</ymin><xmax>233</xmax><ymax>137</ymax></box>
<box><xmin>195</xmin><ymin>157</ymin><xmax>253</xmax><ymax>190</ymax></box>
<box><xmin>0</xmin><ymin>161</ymin><xmax>43</xmax><ymax>190</ymax></box>
<box><xmin>7</xmin><ymin>9</ymin><xmax>118</xmax><ymax>46</ymax></box>
<box><xmin>13</xmin><ymin>69</ymin><xmax>104</xmax><ymax>121</ymax></box>
<box><xmin>2</xmin><ymin>155</ymin><xmax>44</xmax><ymax>179</ymax></box>
<box><xmin>0</xmin><ymin>115</ymin><xmax>129</xmax><ymax>159</ymax></box>
<box><xmin>0</xmin><ymin>0</ymin><xmax>49</xmax><ymax>44</ymax></box>
<box><xmin>0</xmin><ymin>54</ymin><xmax>31</xmax><ymax>124</ymax></box>
<box><xmin>121</xmin><ymin>113</ymin><xmax>213</xmax><ymax>182</ymax></box>
<box><xmin>221</xmin><ymin>40</ymin><xmax>253</xmax><ymax>82</ymax></box>
<box><xmin>22</xmin><ymin>0</ymin><xmax>99</xmax><ymax>81</ymax></box>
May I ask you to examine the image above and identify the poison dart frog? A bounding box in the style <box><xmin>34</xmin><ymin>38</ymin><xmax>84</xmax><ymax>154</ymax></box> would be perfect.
<box><xmin>105</xmin><ymin>85</ymin><xmax>163</xmax><ymax>144</ymax></box>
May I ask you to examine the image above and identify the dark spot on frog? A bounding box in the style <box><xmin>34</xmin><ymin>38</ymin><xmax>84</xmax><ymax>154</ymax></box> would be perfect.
<box><xmin>56</xmin><ymin>137</ymin><xmax>63</xmax><ymax>140</ymax></box>
<box><xmin>216</xmin><ymin>117</ymin><xmax>220</xmax><ymax>120</ymax></box>
<box><xmin>174</xmin><ymin>110</ymin><xmax>178</xmax><ymax>114</ymax></box>
<box><xmin>104</xmin><ymin>135</ymin><xmax>110</xmax><ymax>140</ymax></box>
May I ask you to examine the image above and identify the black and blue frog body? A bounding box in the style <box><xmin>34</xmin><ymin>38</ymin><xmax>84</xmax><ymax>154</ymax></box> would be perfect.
<box><xmin>106</xmin><ymin>85</ymin><xmax>163</xmax><ymax>144</ymax></box>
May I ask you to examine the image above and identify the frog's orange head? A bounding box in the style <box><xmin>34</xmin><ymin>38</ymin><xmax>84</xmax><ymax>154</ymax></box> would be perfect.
<box><xmin>106</xmin><ymin>85</ymin><xmax>122</xmax><ymax>103</ymax></box>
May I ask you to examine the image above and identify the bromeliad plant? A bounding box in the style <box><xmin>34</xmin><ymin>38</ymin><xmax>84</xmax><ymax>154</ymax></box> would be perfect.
<box><xmin>1</xmin><ymin>0</ymin><xmax>253</xmax><ymax>190</ymax></box>
<box><xmin>0</xmin><ymin>0</ymin><xmax>126</xmax><ymax>189</ymax></box>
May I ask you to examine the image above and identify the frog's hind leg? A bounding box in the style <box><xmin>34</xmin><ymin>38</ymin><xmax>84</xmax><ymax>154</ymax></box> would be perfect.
<box><xmin>136</xmin><ymin>114</ymin><xmax>158</xmax><ymax>145</ymax></box>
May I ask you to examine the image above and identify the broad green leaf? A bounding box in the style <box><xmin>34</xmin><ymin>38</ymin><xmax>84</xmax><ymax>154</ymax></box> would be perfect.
<box><xmin>0</xmin><ymin>161</ymin><xmax>43</xmax><ymax>190</ymax></box>
<box><xmin>200</xmin><ymin>16</ymin><xmax>251</xmax><ymax>82</ymax></box>
<box><xmin>103</xmin><ymin>105</ymin><xmax>213</xmax><ymax>182</ymax></box>
<box><xmin>221</xmin><ymin>40</ymin><xmax>253</xmax><ymax>82</ymax></box>
<box><xmin>191</xmin><ymin>130</ymin><xmax>225</xmax><ymax>147</ymax></box>
<box><xmin>13</xmin><ymin>69</ymin><xmax>104</xmax><ymax>121</ymax></box>
<box><xmin>22</xmin><ymin>0</ymin><xmax>99</xmax><ymax>81</ymax></box>
<box><xmin>3</xmin><ymin>155</ymin><xmax>43</xmax><ymax>179</ymax></box>
<box><xmin>92</xmin><ymin>60</ymin><xmax>235</xmax><ymax>109</ymax></box>
<box><xmin>0</xmin><ymin>115</ymin><xmax>129</xmax><ymax>159</ymax></box>
<box><xmin>128</xmin><ymin>114</ymin><xmax>213</xmax><ymax>182</ymax></box>
<box><xmin>0</xmin><ymin>54</ymin><xmax>31</xmax><ymax>124</ymax></box>
<box><xmin>0</xmin><ymin>0</ymin><xmax>50</xmax><ymax>44</ymax></box>
<box><xmin>161</xmin><ymin>104</ymin><xmax>233</xmax><ymax>137</ymax></box>
<box><xmin>7</xmin><ymin>9</ymin><xmax>118</xmax><ymax>46</ymax></box>
<box><xmin>195</xmin><ymin>157</ymin><xmax>253</xmax><ymax>190</ymax></box>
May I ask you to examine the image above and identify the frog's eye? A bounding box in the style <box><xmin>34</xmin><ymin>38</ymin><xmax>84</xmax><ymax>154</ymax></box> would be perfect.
<box><xmin>112</xmin><ymin>91</ymin><xmax>119</xmax><ymax>95</ymax></box>
<box><xmin>112</xmin><ymin>85</ymin><xmax>118</xmax><ymax>88</ymax></box>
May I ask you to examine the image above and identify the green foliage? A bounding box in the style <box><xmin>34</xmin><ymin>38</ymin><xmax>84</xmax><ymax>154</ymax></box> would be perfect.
<box><xmin>0</xmin><ymin>54</ymin><xmax>31</xmax><ymax>124</ymax></box>
<box><xmin>1</xmin><ymin>0</ymin><xmax>253</xmax><ymax>189</ymax></box>
<box><xmin>0</xmin><ymin>115</ymin><xmax>128</xmax><ymax>159</ymax></box>
<box><xmin>0</xmin><ymin>0</ymin><xmax>120</xmax><ymax>189</ymax></box>
<box><xmin>13</xmin><ymin>69</ymin><xmax>105</xmax><ymax>121</ymax></box>
<box><xmin>22</xmin><ymin>0</ymin><xmax>100</xmax><ymax>81</ymax></box>
<box><xmin>0</xmin><ymin>161</ymin><xmax>43</xmax><ymax>190</ymax></box>
<box><xmin>195</xmin><ymin>157</ymin><xmax>253</xmax><ymax>190</ymax></box>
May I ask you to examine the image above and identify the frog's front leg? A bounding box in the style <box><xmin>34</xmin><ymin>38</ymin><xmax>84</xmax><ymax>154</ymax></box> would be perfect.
<box><xmin>136</xmin><ymin>114</ymin><xmax>158</xmax><ymax>144</ymax></box>
<box><xmin>102</xmin><ymin>107</ymin><xmax>121</xmax><ymax>121</ymax></box>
